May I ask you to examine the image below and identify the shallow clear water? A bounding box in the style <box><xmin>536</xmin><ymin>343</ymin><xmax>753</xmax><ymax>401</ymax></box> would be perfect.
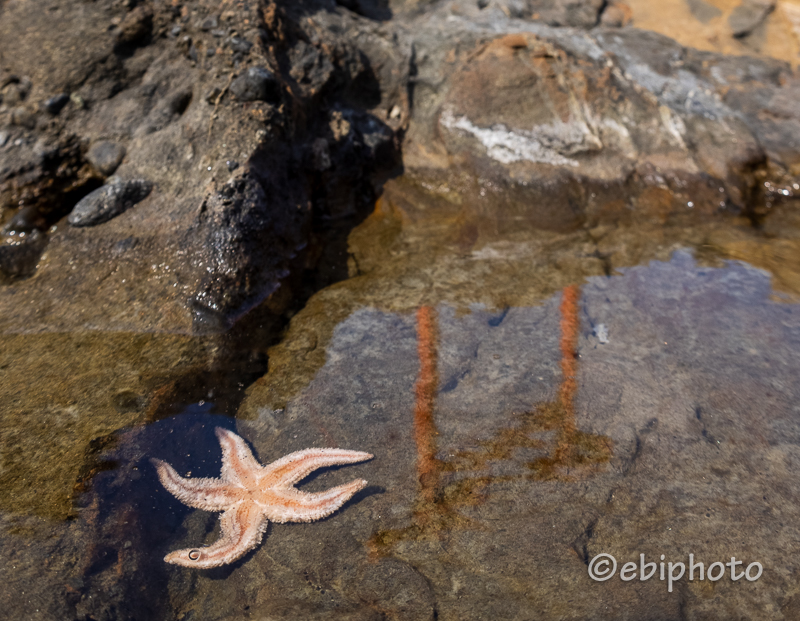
<box><xmin>2</xmin><ymin>175</ymin><xmax>800</xmax><ymax>618</ymax></box>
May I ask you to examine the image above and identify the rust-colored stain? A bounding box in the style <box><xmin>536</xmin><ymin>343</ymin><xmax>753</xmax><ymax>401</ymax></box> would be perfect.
<box><xmin>528</xmin><ymin>284</ymin><xmax>613</xmax><ymax>480</ymax></box>
<box><xmin>369</xmin><ymin>306</ymin><xmax>470</xmax><ymax>555</ymax></box>
<box><xmin>369</xmin><ymin>288</ymin><xmax>613</xmax><ymax>555</ymax></box>
<box><xmin>413</xmin><ymin>306</ymin><xmax>440</xmax><ymax>507</ymax></box>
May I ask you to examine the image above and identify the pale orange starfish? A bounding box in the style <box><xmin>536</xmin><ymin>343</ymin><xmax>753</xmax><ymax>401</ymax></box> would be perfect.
<box><xmin>151</xmin><ymin>427</ymin><xmax>373</xmax><ymax>568</ymax></box>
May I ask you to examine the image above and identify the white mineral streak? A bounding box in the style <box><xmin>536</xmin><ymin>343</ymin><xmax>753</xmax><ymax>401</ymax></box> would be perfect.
<box><xmin>439</xmin><ymin>108</ymin><xmax>582</xmax><ymax>167</ymax></box>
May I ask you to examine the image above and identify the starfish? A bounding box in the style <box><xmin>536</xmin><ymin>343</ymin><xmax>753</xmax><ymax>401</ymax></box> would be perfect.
<box><xmin>151</xmin><ymin>427</ymin><xmax>373</xmax><ymax>569</ymax></box>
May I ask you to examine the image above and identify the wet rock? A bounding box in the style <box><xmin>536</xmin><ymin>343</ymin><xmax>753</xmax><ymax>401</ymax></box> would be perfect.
<box><xmin>67</xmin><ymin>178</ymin><xmax>153</xmax><ymax>227</ymax></box>
<box><xmin>190</xmin><ymin>170</ymin><xmax>307</xmax><ymax>333</ymax></box>
<box><xmin>230</xmin><ymin>67</ymin><xmax>282</xmax><ymax>103</ymax></box>
<box><xmin>86</xmin><ymin>140</ymin><xmax>127</xmax><ymax>176</ymax></box>
<box><xmin>729</xmin><ymin>0</ymin><xmax>775</xmax><ymax>38</ymax></box>
<box><xmin>210</xmin><ymin>248</ymin><xmax>800</xmax><ymax>620</ymax></box>
<box><xmin>4</xmin><ymin>204</ymin><xmax>45</xmax><ymax>233</ymax></box>
<box><xmin>0</xmin><ymin>229</ymin><xmax>47</xmax><ymax>280</ymax></box>
<box><xmin>43</xmin><ymin>93</ymin><xmax>70</xmax><ymax>115</ymax></box>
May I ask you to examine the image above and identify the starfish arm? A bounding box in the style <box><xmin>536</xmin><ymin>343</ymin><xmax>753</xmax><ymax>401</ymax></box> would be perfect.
<box><xmin>260</xmin><ymin>448</ymin><xmax>374</xmax><ymax>487</ymax></box>
<box><xmin>260</xmin><ymin>478</ymin><xmax>368</xmax><ymax>523</ymax></box>
<box><xmin>215</xmin><ymin>427</ymin><xmax>264</xmax><ymax>488</ymax></box>
<box><xmin>150</xmin><ymin>458</ymin><xmax>241</xmax><ymax>511</ymax></box>
<box><xmin>164</xmin><ymin>500</ymin><xmax>269</xmax><ymax>569</ymax></box>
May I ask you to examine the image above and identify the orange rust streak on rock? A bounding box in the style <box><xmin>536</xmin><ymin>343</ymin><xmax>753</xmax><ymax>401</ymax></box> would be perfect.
<box><xmin>556</xmin><ymin>284</ymin><xmax>580</xmax><ymax>459</ymax></box>
<box><xmin>413</xmin><ymin>306</ymin><xmax>440</xmax><ymax>507</ymax></box>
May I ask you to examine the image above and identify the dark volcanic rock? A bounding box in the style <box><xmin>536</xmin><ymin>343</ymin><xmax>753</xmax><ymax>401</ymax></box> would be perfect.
<box><xmin>0</xmin><ymin>0</ymin><xmax>406</xmax><ymax>334</ymax></box>
<box><xmin>190</xmin><ymin>170</ymin><xmax>306</xmax><ymax>332</ymax></box>
<box><xmin>0</xmin><ymin>229</ymin><xmax>47</xmax><ymax>281</ymax></box>
<box><xmin>230</xmin><ymin>66</ymin><xmax>282</xmax><ymax>102</ymax></box>
<box><xmin>288</xmin><ymin>40</ymin><xmax>336</xmax><ymax>97</ymax></box>
<box><xmin>67</xmin><ymin>178</ymin><xmax>153</xmax><ymax>227</ymax></box>
<box><xmin>43</xmin><ymin>93</ymin><xmax>70</xmax><ymax>115</ymax></box>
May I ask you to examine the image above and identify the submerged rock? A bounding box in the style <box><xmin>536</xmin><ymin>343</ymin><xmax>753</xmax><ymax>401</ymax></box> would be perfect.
<box><xmin>67</xmin><ymin>178</ymin><xmax>153</xmax><ymax>227</ymax></box>
<box><xmin>197</xmin><ymin>251</ymin><xmax>800</xmax><ymax>620</ymax></box>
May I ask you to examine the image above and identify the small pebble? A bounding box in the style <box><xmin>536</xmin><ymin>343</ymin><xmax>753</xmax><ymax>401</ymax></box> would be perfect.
<box><xmin>70</xmin><ymin>93</ymin><xmax>85</xmax><ymax>109</ymax></box>
<box><xmin>1</xmin><ymin>84</ymin><xmax>21</xmax><ymax>106</ymax></box>
<box><xmin>205</xmin><ymin>86</ymin><xmax>222</xmax><ymax>104</ymax></box>
<box><xmin>87</xmin><ymin>140</ymin><xmax>127</xmax><ymax>176</ymax></box>
<box><xmin>169</xmin><ymin>25</ymin><xmax>182</xmax><ymax>37</ymax></box>
<box><xmin>230</xmin><ymin>67</ymin><xmax>281</xmax><ymax>103</ymax></box>
<box><xmin>177</xmin><ymin>35</ymin><xmax>192</xmax><ymax>54</ymax></box>
<box><xmin>200</xmin><ymin>16</ymin><xmax>219</xmax><ymax>31</ymax></box>
<box><xmin>226</xmin><ymin>160</ymin><xmax>239</xmax><ymax>171</ymax></box>
<box><xmin>16</xmin><ymin>77</ymin><xmax>32</xmax><ymax>100</ymax></box>
<box><xmin>43</xmin><ymin>93</ymin><xmax>70</xmax><ymax>115</ymax></box>
<box><xmin>0</xmin><ymin>132</ymin><xmax>8</xmax><ymax>148</ymax></box>
<box><xmin>226</xmin><ymin>36</ymin><xmax>252</xmax><ymax>54</ymax></box>
<box><xmin>68</xmin><ymin>178</ymin><xmax>153</xmax><ymax>227</ymax></box>
<box><xmin>4</xmin><ymin>205</ymin><xmax>44</xmax><ymax>233</ymax></box>
<box><xmin>112</xmin><ymin>236</ymin><xmax>138</xmax><ymax>255</ymax></box>
<box><xmin>10</xmin><ymin>107</ymin><xmax>35</xmax><ymax>129</ymax></box>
